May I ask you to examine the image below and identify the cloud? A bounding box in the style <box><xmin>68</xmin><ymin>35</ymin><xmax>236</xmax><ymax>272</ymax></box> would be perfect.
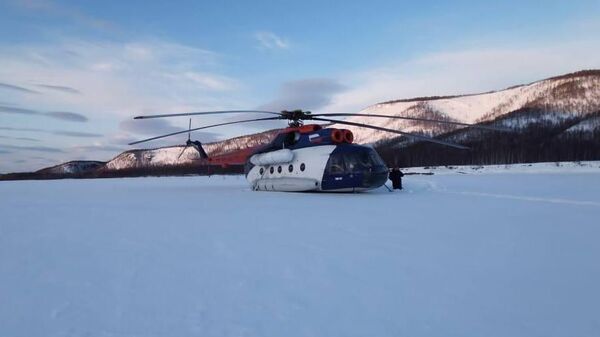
<box><xmin>12</xmin><ymin>0</ymin><xmax>114</xmax><ymax>31</ymax></box>
<box><xmin>0</xmin><ymin>126</ymin><xmax>42</xmax><ymax>132</ymax></box>
<box><xmin>1</xmin><ymin>143</ymin><xmax>65</xmax><ymax>153</ymax></box>
<box><xmin>70</xmin><ymin>144</ymin><xmax>125</xmax><ymax>152</ymax></box>
<box><xmin>52</xmin><ymin>131</ymin><xmax>102</xmax><ymax>138</ymax></box>
<box><xmin>210</xmin><ymin>78</ymin><xmax>344</xmax><ymax>133</ymax></box>
<box><xmin>119</xmin><ymin>118</ymin><xmax>222</xmax><ymax>146</ymax></box>
<box><xmin>119</xmin><ymin>118</ymin><xmax>180</xmax><ymax>135</ymax></box>
<box><xmin>326</xmin><ymin>40</ymin><xmax>600</xmax><ymax>112</ymax></box>
<box><xmin>0</xmin><ymin>126</ymin><xmax>101</xmax><ymax>138</ymax></box>
<box><xmin>181</xmin><ymin>72</ymin><xmax>239</xmax><ymax>91</ymax></box>
<box><xmin>260</xmin><ymin>78</ymin><xmax>346</xmax><ymax>111</ymax></box>
<box><xmin>45</xmin><ymin>111</ymin><xmax>88</xmax><ymax>122</ymax></box>
<box><xmin>0</xmin><ymin>39</ymin><xmax>239</xmax><ymax>123</ymax></box>
<box><xmin>0</xmin><ymin>105</ymin><xmax>38</xmax><ymax>115</ymax></box>
<box><xmin>254</xmin><ymin>31</ymin><xmax>290</xmax><ymax>50</ymax></box>
<box><xmin>37</xmin><ymin>84</ymin><xmax>81</xmax><ymax>94</ymax></box>
<box><xmin>0</xmin><ymin>135</ymin><xmax>40</xmax><ymax>142</ymax></box>
<box><xmin>0</xmin><ymin>82</ymin><xmax>40</xmax><ymax>94</ymax></box>
<box><xmin>0</xmin><ymin>105</ymin><xmax>88</xmax><ymax>122</ymax></box>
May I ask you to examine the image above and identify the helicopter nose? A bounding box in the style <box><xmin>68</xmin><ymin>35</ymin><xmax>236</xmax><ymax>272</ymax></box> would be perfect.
<box><xmin>362</xmin><ymin>169</ymin><xmax>389</xmax><ymax>189</ymax></box>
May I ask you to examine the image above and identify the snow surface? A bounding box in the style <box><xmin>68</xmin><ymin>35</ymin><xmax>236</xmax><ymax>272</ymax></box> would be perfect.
<box><xmin>1</xmin><ymin>164</ymin><xmax>600</xmax><ymax>337</ymax></box>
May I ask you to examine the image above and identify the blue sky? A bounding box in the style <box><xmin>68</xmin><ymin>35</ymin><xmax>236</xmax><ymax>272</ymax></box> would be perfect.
<box><xmin>1</xmin><ymin>0</ymin><xmax>600</xmax><ymax>172</ymax></box>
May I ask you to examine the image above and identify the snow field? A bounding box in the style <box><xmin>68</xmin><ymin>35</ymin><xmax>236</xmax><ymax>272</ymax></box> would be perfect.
<box><xmin>1</xmin><ymin>166</ymin><xmax>599</xmax><ymax>337</ymax></box>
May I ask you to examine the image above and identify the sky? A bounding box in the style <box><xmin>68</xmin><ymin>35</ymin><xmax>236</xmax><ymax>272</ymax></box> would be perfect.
<box><xmin>1</xmin><ymin>0</ymin><xmax>600</xmax><ymax>173</ymax></box>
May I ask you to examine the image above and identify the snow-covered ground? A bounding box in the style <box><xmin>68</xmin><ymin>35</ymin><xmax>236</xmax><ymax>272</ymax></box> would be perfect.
<box><xmin>1</xmin><ymin>164</ymin><xmax>599</xmax><ymax>337</ymax></box>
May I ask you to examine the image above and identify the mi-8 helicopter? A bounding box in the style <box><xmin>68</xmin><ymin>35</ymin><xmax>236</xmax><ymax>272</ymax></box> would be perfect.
<box><xmin>129</xmin><ymin>109</ymin><xmax>506</xmax><ymax>192</ymax></box>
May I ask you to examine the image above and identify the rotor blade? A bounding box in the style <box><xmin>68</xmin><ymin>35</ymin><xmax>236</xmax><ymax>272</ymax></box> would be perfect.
<box><xmin>312</xmin><ymin>117</ymin><xmax>469</xmax><ymax>150</ymax></box>
<box><xmin>133</xmin><ymin>110</ymin><xmax>282</xmax><ymax>119</ymax></box>
<box><xmin>312</xmin><ymin>113</ymin><xmax>511</xmax><ymax>132</ymax></box>
<box><xmin>128</xmin><ymin>116</ymin><xmax>282</xmax><ymax>145</ymax></box>
<box><xmin>177</xmin><ymin>145</ymin><xmax>188</xmax><ymax>160</ymax></box>
<box><xmin>187</xmin><ymin>118</ymin><xmax>192</xmax><ymax>142</ymax></box>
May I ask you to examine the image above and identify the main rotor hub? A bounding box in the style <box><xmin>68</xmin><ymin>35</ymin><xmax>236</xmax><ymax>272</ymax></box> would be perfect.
<box><xmin>281</xmin><ymin>109</ymin><xmax>312</xmax><ymax>127</ymax></box>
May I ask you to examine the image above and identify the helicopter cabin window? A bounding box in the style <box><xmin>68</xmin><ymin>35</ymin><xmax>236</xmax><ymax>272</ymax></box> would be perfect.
<box><xmin>300</xmin><ymin>163</ymin><xmax>306</xmax><ymax>171</ymax></box>
<box><xmin>288</xmin><ymin>164</ymin><xmax>293</xmax><ymax>172</ymax></box>
<box><xmin>283</xmin><ymin>131</ymin><xmax>301</xmax><ymax>148</ymax></box>
<box><xmin>277</xmin><ymin>166</ymin><xmax>282</xmax><ymax>173</ymax></box>
<box><xmin>270</xmin><ymin>166</ymin><xmax>274</xmax><ymax>174</ymax></box>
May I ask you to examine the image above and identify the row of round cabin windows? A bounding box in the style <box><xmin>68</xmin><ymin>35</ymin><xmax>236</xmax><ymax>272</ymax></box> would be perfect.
<box><xmin>259</xmin><ymin>163</ymin><xmax>306</xmax><ymax>175</ymax></box>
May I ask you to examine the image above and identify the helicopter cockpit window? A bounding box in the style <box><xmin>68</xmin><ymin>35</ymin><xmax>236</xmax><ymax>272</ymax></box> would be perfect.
<box><xmin>327</xmin><ymin>148</ymin><xmax>385</xmax><ymax>174</ymax></box>
<box><xmin>369</xmin><ymin>150</ymin><xmax>386</xmax><ymax>166</ymax></box>
<box><xmin>326</xmin><ymin>154</ymin><xmax>345</xmax><ymax>174</ymax></box>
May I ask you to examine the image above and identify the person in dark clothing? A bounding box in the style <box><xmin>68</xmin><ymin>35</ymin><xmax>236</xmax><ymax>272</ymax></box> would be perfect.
<box><xmin>388</xmin><ymin>167</ymin><xmax>404</xmax><ymax>190</ymax></box>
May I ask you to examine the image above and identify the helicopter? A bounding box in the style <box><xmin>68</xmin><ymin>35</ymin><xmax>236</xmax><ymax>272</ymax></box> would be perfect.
<box><xmin>129</xmin><ymin>109</ymin><xmax>508</xmax><ymax>192</ymax></box>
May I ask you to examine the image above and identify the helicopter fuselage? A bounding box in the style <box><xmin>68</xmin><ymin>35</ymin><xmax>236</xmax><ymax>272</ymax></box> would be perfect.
<box><xmin>245</xmin><ymin>126</ymin><xmax>389</xmax><ymax>192</ymax></box>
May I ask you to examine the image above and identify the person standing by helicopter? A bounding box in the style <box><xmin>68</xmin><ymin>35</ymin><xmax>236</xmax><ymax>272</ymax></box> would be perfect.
<box><xmin>388</xmin><ymin>167</ymin><xmax>404</xmax><ymax>190</ymax></box>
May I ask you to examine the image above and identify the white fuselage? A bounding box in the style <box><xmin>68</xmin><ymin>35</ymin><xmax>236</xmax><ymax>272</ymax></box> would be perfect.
<box><xmin>246</xmin><ymin>145</ymin><xmax>336</xmax><ymax>192</ymax></box>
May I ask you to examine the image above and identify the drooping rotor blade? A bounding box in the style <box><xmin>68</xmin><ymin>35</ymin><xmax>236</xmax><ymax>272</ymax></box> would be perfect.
<box><xmin>312</xmin><ymin>113</ymin><xmax>511</xmax><ymax>132</ymax></box>
<box><xmin>312</xmin><ymin>117</ymin><xmax>470</xmax><ymax>150</ymax></box>
<box><xmin>187</xmin><ymin>118</ymin><xmax>192</xmax><ymax>142</ymax></box>
<box><xmin>133</xmin><ymin>110</ymin><xmax>282</xmax><ymax>120</ymax></box>
<box><xmin>128</xmin><ymin>116</ymin><xmax>282</xmax><ymax>145</ymax></box>
<box><xmin>176</xmin><ymin>119</ymin><xmax>193</xmax><ymax>160</ymax></box>
<box><xmin>177</xmin><ymin>145</ymin><xmax>189</xmax><ymax>160</ymax></box>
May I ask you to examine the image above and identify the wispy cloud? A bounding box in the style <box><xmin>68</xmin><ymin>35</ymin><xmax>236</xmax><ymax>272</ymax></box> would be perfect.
<box><xmin>70</xmin><ymin>144</ymin><xmax>125</xmax><ymax>152</ymax></box>
<box><xmin>1</xmin><ymin>143</ymin><xmax>65</xmax><ymax>153</ymax></box>
<box><xmin>260</xmin><ymin>78</ymin><xmax>346</xmax><ymax>111</ymax></box>
<box><xmin>0</xmin><ymin>82</ymin><xmax>39</xmax><ymax>94</ymax></box>
<box><xmin>0</xmin><ymin>105</ymin><xmax>37</xmax><ymax>115</ymax></box>
<box><xmin>118</xmin><ymin>118</ymin><xmax>221</xmax><ymax>146</ymax></box>
<box><xmin>0</xmin><ymin>135</ymin><xmax>40</xmax><ymax>142</ymax></box>
<box><xmin>45</xmin><ymin>111</ymin><xmax>88</xmax><ymax>122</ymax></box>
<box><xmin>0</xmin><ymin>39</ymin><xmax>238</xmax><ymax>121</ymax></box>
<box><xmin>52</xmin><ymin>130</ymin><xmax>102</xmax><ymax>138</ymax></box>
<box><xmin>254</xmin><ymin>31</ymin><xmax>290</xmax><ymax>50</ymax></box>
<box><xmin>0</xmin><ymin>105</ymin><xmax>88</xmax><ymax>122</ymax></box>
<box><xmin>36</xmin><ymin>84</ymin><xmax>81</xmax><ymax>94</ymax></box>
<box><xmin>326</xmin><ymin>40</ymin><xmax>600</xmax><ymax>112</ymax></box>
<box><xmin>13</xmin><ymin>0</ymin><xmax>114</xmax><ymax>31</ymax></box>
<box><xmin>119</xmin><ymin>118</ymin><xmax>180</xmax><ymax>135</ymax></box>
<box><xmin>0</xmin><ymin>126</ymin><xmax>101</xmax><ymax>138</ymax></box>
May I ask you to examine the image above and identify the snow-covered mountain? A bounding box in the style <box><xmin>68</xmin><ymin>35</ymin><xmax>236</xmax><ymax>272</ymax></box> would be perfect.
<box><xmin>70</xmin><ymin>69</ymin><xmax>600</xmax><ymax>173</ymax></box>
<box><xmin>35</xmin><ymin>161</ymin><xmax>106</xmax><ymax>175</ymax></box>
<box><xmin>104</xmin><ymin>129</ymin><xmax>279</xmax><ymax>171</ymax></box>
<box><xmin>104</xmin><ymin>146</ymin><xmax>204</xmax><ymax>171</ymax></box>
<box><xmin>339</xmin><ymin>70</ymin><xmax>600</xmax><ymax>144</ymax></box>
<box><xmin>7</xmin><ymin>70</ymin><xmax>598</xmax><ymax>179</ymax></box>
